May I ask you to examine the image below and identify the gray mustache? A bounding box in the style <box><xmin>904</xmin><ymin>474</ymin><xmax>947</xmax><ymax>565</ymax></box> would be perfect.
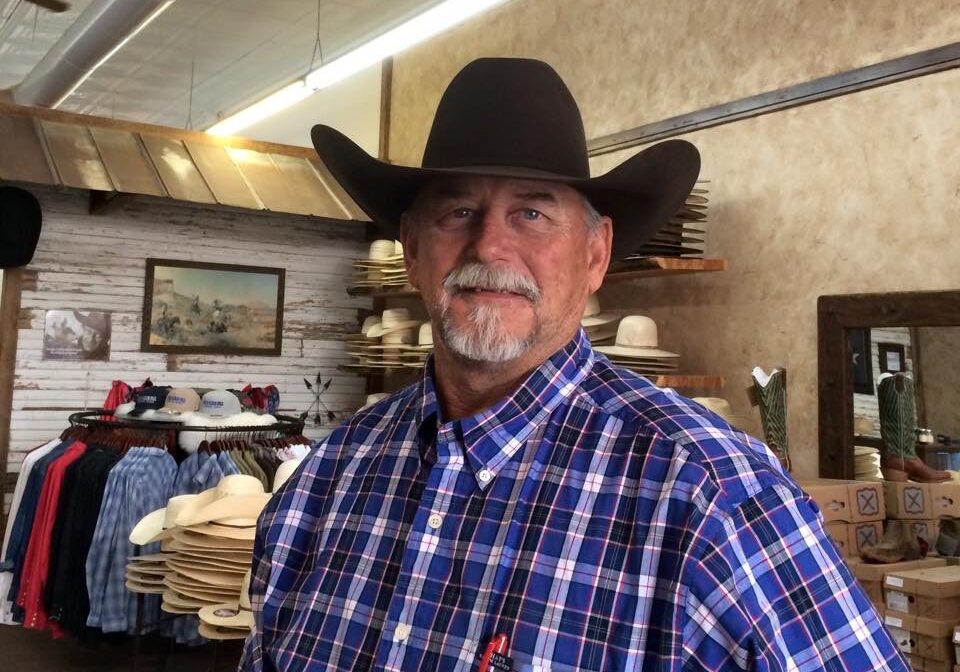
<box><xmin>442</xmin><ymin>263</ymin><xmax>542</xmax><ymax>302</ymax></box>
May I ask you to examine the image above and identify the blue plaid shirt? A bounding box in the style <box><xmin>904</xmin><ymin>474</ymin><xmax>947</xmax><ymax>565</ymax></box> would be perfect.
<box><xmin>242</xmin><ymin>330</ymin><xmax>904</xmax><ymax>671</ymax></box>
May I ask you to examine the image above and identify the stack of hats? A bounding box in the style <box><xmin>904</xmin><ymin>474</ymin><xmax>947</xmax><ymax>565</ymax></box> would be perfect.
<box><xmin>345</xmin><ymin>308</ymin><xmax>422</xmax><ymax>371</ymax></box>
<box><xmin>125</xmin><ymin>553</ymin><xmax>170</xmax><ymax>595</ymax></box>
<box><xmin>692</xmin><ymin>397</ymin><xmax>751</xmax><ymax>431</ymax></box>
<box><xmin>620</xmin><ymin>181</ymin><xmax>709</xmax><ymax>261</ymax></box>
<box><xmin>580</xmin><ymin>295</ymin><xmax>621</xmax><ymax>345</ymax></box>
<box><xmin>398</xmin><ymin>322</ymin><xmax>433</xmax><ymax>368</ymax></box>
<box><xmin>594</xmin><ymin>316</ymin><xmax>680</xmax><ymax>375</ymax></box>
<box><xmin>350</xmin><ymin>239</ymin><xmax>408</xmax><ymax>290</ymax></box>
<box><xmin>853</xmin><ymin>416</ymin><xmax>882</xmax><ymax>481</ymax></box>
<box><xmin>198</xmin><ymin>570</ymin><xmax>254</xmax><ymax>640</ymax></box>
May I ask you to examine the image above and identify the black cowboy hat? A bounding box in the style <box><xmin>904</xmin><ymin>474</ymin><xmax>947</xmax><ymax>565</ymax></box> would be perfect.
<box><xmin>0</xmin><ymin>186</ymin><xmax>42</xmax><ymax>269</ymax></box>
<box><xmin>312</xmin><ymin>57</ymin><xmax>700</xmax><ymax>260</ymax></box>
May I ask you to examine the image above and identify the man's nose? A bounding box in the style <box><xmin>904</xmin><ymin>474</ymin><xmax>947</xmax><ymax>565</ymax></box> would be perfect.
<box><xmin>467</xmin><ymin>209</ymin><xmax>515</xmax><ymax>263</ymax></box>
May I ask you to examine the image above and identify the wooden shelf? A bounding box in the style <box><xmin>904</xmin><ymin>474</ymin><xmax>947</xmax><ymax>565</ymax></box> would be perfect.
<box><xmin>646</xmin><ymin>374</ymin><xmax>724</xmax><ymax>390</ymax></box>
<box><xmin>338</xmin><ymin>364</ymin><xmax>423</xmax><ymax>376</ymax></box>
<box><xmin>346</xmin><ymin>257</ymin><xmax>728</xmax><ymax>298</ymax></box>
<box><xmin>605</xmin><ymin>257</ymin><xmax>727</xmax><ymax>280</ymax></box>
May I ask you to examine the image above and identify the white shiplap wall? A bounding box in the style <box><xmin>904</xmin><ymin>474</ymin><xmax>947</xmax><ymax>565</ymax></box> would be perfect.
<box><xmin>5</xmin><ymin>186</ymin><xmax>371</xmax><ymax>513</ymax></box>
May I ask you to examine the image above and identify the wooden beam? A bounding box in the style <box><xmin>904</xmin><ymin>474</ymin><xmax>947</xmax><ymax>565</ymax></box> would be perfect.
<box><xmin>589</xmin><ymin>42</ymin><xmax>960</xmax><ymax>156</ymax></box>
<box><xmin>0</xmin><ymin>268</ymin><xmax>24</xmax><ymax>529</ymax></box>
<box><xmin>0</xmin><ymin>101</ymin><xmax>319</xmax><ymax>161</ymax></box>
<box><xmin>379</xmin><ymin>57</ymin><xmax>394</xmax><ymax>162</ymax></box>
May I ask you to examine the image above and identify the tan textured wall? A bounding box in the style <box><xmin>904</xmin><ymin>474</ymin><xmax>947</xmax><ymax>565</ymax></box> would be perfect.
<box><xmin>387</xmin><ymin>0</ymin><xmax>960</xmax><ymax>477</ymax></box>
<box><xmin>389</xmin><ymin>0</ymin><xmax>960</xmax><ymax>165</ymax></box>
<box><xmin>917</xmin><ymin>327</ymin><xmax>960</xmax><ymax>438</ymax></box>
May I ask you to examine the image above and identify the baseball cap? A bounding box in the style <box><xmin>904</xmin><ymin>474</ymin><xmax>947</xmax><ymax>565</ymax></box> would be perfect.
<box><xmin>128</xmin><ymin>386</ymin><xmax>170</xmax><ymax>417</ymax></box>
<box><xmin>200</xmin><ymin>390</ymin><xmax>243</xmax><ymax>418</ymax></box>
<box><xmin>156</xmin><ymin>387</ymin><xmax>201</xmax><ymax>418</ymax></box>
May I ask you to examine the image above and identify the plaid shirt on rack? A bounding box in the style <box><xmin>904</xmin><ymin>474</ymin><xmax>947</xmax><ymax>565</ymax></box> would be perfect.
<box><xmin>241</xmin><ymin>329</ymin><xmax>905</xmax><ymax>672</ymax></box>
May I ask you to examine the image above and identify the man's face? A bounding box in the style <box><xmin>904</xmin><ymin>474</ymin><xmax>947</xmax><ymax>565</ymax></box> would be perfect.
<box><xmin>401</xmin><ymin>175</ymin><xmax>612</xmax><ymax>364</ymax></box>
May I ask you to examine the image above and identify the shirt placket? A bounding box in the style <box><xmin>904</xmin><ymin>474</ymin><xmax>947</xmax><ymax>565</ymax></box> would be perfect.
<box><xmin>378</xmin><ymin>424</ymin><xmax>468</xmax><ymax>671</ymax></box>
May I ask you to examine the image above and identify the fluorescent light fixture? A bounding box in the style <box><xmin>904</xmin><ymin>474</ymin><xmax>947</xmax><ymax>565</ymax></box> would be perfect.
<box><xmin>207</xmin><ymin>80</ymin><xmax>314</xmax><ymax>136</ymax></box>
<box><xmin>206</xmin><ymin>0</ymin><xmax>509</xmax><ymax>136</ymax></box>
<box><xmin>53</xmin><ymin>0</ymin><xmax>176</xmax><ymax>108</ymax></box>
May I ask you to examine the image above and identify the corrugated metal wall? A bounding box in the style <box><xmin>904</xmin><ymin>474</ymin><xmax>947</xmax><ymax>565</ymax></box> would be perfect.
<box><xmin>5</xmin><ymin>185</ymin><xmax>370</xmax><ymax>514</ymax></box>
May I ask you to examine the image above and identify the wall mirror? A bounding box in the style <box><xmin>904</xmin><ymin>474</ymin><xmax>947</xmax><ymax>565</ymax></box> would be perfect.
<box><xmin>818</xmin><ymin>290</ymin><xmax>960</xmax><ymax>479</ymax></box>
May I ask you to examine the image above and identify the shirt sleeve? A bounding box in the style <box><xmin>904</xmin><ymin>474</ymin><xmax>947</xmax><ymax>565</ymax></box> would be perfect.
<box><xmin>681</xmin><ymin>482</ymin><xmax>909</xmax><ymax>671</ymax></box>
<box><xmin>239</xmin><ymin>491</ymin><xmax>274</xmax><ymax>672</ymax></box>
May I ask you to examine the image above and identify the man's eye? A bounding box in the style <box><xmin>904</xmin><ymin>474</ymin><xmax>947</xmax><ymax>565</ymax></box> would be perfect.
<box><xmin>520</xmin><ymin>209</ymin><xmax>542</xmax><ymax>220</ymax></box>
<box><xmin>452</xmin><ymin>207</ymin><xmax>473</xmax><ymax>218</ymax></box>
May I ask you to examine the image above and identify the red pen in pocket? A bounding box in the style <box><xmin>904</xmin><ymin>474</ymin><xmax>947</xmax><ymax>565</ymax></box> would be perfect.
<box><xmin>477</xmin><ymin>633</ymin><xmax>512</xmax><ymax>672</ymax></box>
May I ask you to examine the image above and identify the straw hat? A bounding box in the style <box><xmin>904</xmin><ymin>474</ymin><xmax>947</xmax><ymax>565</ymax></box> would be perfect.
<box><xmin>166</xmin><ymin>556</ymin><xmax>249</xmax><ymax>576</ymax></box>
<box><xmin>368</xmin><ymin>328</ymin><xmax>417</xmax><ymax>350</ymax></box>
<box><xmin>176</xmin><ymin>493</ymin><xmax>271</xmax><ymax>528</ymax></box>
<box><xmin>126</xmin><ymin>579</ymin><xmax>165</xmax><ymax>595</ymax></box>
<box><xmin>273</xmin><ymin>457</ymin><xmax>305</xmax><ymax>493</ymax></box>
<box><xmin>367</xmin><ymin>308</ymin><xmax>420</xmax><ymax>338</ymax></box>
<box><xmin>162</xmin><ymin>589</ymin><xmax>224</xmax><ymax>611</ymax></box>
<box><xmin>198</xmin><ymin>570</ymin><xmax>254</xmax><ymax>633</ymax></box>
<box><xmin>170</xmin><ymin>528</ymin><xmax>255</xmax><ymax>549</ymax></box>
<box><xmin>174</xmin><ymin>475</ymin><xmax>266</xmax><ymax>526</ymax></box>
<box><xmin>594</xmin><ymin>316</ymin><xmax>679</xmax><ymax>360</ymax></box>
<box><xmin>581</xmin><ymin>295</ymin><xmax>621</xmax><ymax>328</ymax></box>
<box><xmin>130</xmin><ymin>494</ymin><xmax>199</xmax><ymax>545</ymax></box>
<box><xmin>413</xmin><ymin>322</ymin><xmax>433</xmax><ymax>350</ymax></box>
<box><xmin>199</xmin><ymin>623</ymin><xmax>250</xmax><ymax>640</ymax></box>
<box><xmin>691</xmin><ymin>397</ymin><xmax>751</xmax><ymax>430</ymax></box>
<box><xmin>127</xmin><ymin>553</ymin><xmax>171</xmax><ymax>564</ymax></box>
<box><xmin>182</xmin><ymin>522</ymin><xmax>257</xmax><ymax>542</ymax></box>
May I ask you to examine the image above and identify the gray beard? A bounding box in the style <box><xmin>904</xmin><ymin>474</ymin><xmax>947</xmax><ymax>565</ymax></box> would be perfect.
<box><xmin>438</xmin><ymin>296</ymin><xmax>536</xmax><ymax>363</ymax></box>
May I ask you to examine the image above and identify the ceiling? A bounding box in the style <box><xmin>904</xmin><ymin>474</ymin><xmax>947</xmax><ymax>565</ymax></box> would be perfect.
<box><xmin>0</xmin><ymin>0</ymin><xmax>440</xmax><ymax>130</ymax></box>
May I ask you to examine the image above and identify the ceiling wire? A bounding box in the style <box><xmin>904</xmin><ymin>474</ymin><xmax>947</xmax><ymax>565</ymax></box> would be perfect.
<box><xmin>308</xmin><ymin>0</ymin><xmax>324</xmax><ymax>73</ymax></box>
<box><xmin>186</xmin><ymin>59</ymin><xmax>195</xmax><ymax>129</ymax></box>
<box><xmin>0</xmin><ymin>0</ymin><xmax>24</xmax><ymax>35</ymax></box>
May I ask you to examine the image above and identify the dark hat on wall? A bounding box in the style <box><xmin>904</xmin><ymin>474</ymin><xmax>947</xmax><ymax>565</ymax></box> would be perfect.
<box><xmin>311</xmin><ymin>57</ymin><xmax>700</xmax><ymax>260</ymax></box>
<box><xmin>0</xmin><ymin>186</ymin><xmax>42</xmax><ymax>269</ymax></box>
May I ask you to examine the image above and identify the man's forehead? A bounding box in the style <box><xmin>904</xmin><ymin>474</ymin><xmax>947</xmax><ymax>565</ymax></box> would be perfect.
<box><xmin>415</xmin><ymin>174</ymin><xmax>582</xmax><ymax>202</ymax></box>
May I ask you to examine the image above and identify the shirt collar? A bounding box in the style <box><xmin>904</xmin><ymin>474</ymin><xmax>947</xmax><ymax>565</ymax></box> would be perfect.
<box><xmin>417</xmin><ymin>328</ymin><xmax>594</xmax><ymax>490</ymax></box>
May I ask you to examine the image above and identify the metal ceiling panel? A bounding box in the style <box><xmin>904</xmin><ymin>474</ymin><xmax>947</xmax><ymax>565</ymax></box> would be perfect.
<box><xmin>0</xmin><ymin>115</ymin><xmax>56</xmax><ymax>185</ymax></box>
<box><xmin>269</xmin><ymin>154</ymin><xmax>344</xmax><ymax>218</ymax></box>
<box><xmin>39</xmin><ymin>120</ymin><xmax>113</xmax><ymax>191</ymax></box>
<box><xmin>225</xmin><ymin>147</ymin><xmax>306</xmax><ymax>214</ymax></box>
<box><xmin>308</xmin><ymin>156</ymin><xmax>368</xmax><ymax>220</ymax></box>
<box><xmin>89</xmin><ymin>127</ymin><xmax>165</xmax><ymax>197</ymax></box>
<box><xmin>183</xmin><ymin>140</ymin><xmax>261</xmax><ymax>210</ymax></box>
<box><xmin>140</xmin><ymin>134</ymin><xmax>216</xmax><ymax>204</ymax></box>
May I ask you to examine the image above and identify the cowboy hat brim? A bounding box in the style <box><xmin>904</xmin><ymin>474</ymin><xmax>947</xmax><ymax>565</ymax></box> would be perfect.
<box><xmin>311</xmin><ymin>125</ymin><xmax>700</xmax><ymax>261</ymax></box>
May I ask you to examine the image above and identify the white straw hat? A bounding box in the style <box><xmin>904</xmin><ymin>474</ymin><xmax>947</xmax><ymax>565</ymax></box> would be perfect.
<box><xmin>273</xmin><ymin>457</ymin><xmax>305</xmax><ymax>493</ymax></box>
<box><xmin>594</xmin><ymin>316</ymin><xmax>679</xmax><ymax>359</ymax></box>
<box><xmin>581</xmin><ymin>294</ymin><xmax>621</xmax><ymax>328</ymax></box>
<box><xmin>130</xmin><ymin>494</ymin><xmax>199</xmax><ymax>545</ymax></box>
<box><xmin>691</xmin><ymin>397</ymin><xmax>751</xmax><ymax>429</ymax></box>
<box><xmin>174</xmin><ymin>475</ymin><xmax>266</xmax><ymax>526</ymax></box>
<box><xmin>198</xmin><ymin>570</ymin><xmax>254</xmax><ymax>633</ymax></box>
<box><xmin>367</xmin><ymin>308</ymin><xmax>420</xmax><ymax>338</ymax></box>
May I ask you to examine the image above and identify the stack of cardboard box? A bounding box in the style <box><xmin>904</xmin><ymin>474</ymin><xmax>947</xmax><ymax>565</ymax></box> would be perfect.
<box><xmin>881</xmin><ymin>565</ymin><xmax>960</xmax><ymax>671</ymax></box>
<box><xmin>798</xmin><ymin>478</ymin><xmax>885</xmax><ymax>557</ymax></box>
<box><xmin>883</xmin><ymin>481</ymin><xmax>960</xmax><ymax>546</ymax></box>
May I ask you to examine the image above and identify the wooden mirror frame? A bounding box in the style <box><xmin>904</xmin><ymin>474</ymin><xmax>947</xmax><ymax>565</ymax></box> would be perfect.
<box><xmin>818</xmin><ymin>289</ymin><xmax>960</xmax><ymax>478</ymax></box>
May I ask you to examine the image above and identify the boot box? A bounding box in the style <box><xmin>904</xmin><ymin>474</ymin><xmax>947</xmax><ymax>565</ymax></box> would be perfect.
<box><xmin>798</xmin><ymin>479</ymin><xmax>885</xmax><ymax>522</ymax></box>
<box><xmin>930</xmin><ymin>482</ymin><xmax>960</xmax><ymax>518</ymax></box>
<box><xmin>914</xmin><ymin>615</ymin><xmax>956</xmax><ymax>661</ymax></box>
<box><xmin>848</xmin><ymin>557</ymin><xmax>948</xmax><ymax>610</ymax></box>
<box><xmin>909</xmin><ymin>519</ymin><xmax>942</xmax><ymax>545</ymax></box>
<box><xmin>885</xmin><ymin>566</ymin><xmax>960</xmax><ymax>620</ymax></box>
<box><xmin>824</xmin><ymin>521</ymin><xmax>850</xmax><ymax>556</ymax></box>
<box><xmin>885</xmin><ymin>482</ymin><xmax>932</xmax><ymax>520</ymax></box>
<box><xmin>882</xmin><ymin>611</ymin><xmax>916</xmax><ymax>653</ymax></box>
<box><xmin>851</xmin><ymin>520</ymin><xmax>885</xmax><ymax>555</ymax></box>
<box><xmin>916</xmin><ymin>659</ymin><xmax>955</xmax><ymax>672</ymax></box>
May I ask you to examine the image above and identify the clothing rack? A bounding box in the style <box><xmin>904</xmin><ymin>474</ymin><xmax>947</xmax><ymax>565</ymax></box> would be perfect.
<box><xmin>67</xmin><ymin>410</ymin><xmax>305</xmax><ymax>435</ymax></box>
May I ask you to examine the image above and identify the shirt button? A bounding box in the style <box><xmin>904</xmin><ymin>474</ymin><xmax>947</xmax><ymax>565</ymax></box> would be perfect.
<box><xmin>394</xmin><ymin>623</ymin><xmax>411</xmax><ymax>643</ymax></box>
<box><xmin>477</xmin><ymin>469</ymin><xmax>492</xmax><ymax>483</ymax></box>
<box><xmin>428</xmin><ymin>513</ymin><xmax>443</xmax><ymax>529</ymax></box>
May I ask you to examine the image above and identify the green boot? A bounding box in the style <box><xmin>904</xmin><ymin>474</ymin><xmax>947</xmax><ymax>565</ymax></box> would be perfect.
<box><xmin>878</xmin><ymin>372</ymin><xmax>948</xmax><ymax>483</ymax></box>
<box><xmin>751</xmin><ymin>367</ymin><xmax>789</xmax><ymax>471</ymax></box>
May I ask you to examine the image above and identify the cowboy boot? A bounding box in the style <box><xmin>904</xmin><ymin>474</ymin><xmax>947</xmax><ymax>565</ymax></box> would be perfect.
<box><xmin>860</xmin><ymin>519</ymin><xmax>922</xmax><ymax>564</ymax></box>
<box><xmin>751</xmin><ymin>367</ymin><xmax>790</xmax><ymax>471</ymax></box>
<box><xmin>936</xmin><ymin>518</ymin><xmax>960</xmax><ymax>557</ymax></box>
<box><xmin>877</xmin><ymin>373</ymin><xmax>949</xmax><ymax>483</ymax></box>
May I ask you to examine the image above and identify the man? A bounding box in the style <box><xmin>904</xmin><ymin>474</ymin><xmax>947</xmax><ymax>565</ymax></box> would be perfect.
<box><xmin>242</xmin><ymin>58</ymin><xmax>904</xmax><ymax>671</ymax></box>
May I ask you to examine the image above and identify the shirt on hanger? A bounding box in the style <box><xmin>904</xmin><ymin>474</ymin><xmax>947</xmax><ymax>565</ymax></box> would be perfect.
<box><xmin>85</xmin><ymin>446</ymin><xmax>176</xmax><ymax>633</ymax></box>
<box><xmin>0</xmin><ymin>439</ymin><xmax>61</xmax><ymax>625</ymax></box>
<box><xmin>241</xmin><ymin>329</ymin><xmax>904</xmax><ymax>672</ymax></box>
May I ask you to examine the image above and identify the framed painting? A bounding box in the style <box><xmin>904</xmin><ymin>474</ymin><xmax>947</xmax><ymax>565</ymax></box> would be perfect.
<box><xmin>141</xmin><ymin>258</ymin><xmax>284</xmax><ymax>356</ymax></box>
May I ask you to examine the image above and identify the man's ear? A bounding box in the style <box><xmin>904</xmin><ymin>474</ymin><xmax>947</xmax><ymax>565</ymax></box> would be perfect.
<box><xmin>586</xmin><ymin>216</ymin><xmax>613</xmax><ymax>293</ymax></box>
<box><xmin>399</xmin><ymin>211</ymin><xmax>419</xmax><ymax>290</ymax></box>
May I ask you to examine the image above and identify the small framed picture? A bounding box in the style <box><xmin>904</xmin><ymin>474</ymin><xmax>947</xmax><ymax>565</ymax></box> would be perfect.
<box><xmin>878</xmin><ymin>342</ymin><xmax>906</xmax><ymax>374</ymax></box>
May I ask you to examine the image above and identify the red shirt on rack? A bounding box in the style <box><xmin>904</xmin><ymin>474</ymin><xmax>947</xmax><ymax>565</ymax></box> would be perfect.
<box><xmin>17</xmin><ymin>441</ymin><xmax>86</xmax><ymax>635</ymax></box>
